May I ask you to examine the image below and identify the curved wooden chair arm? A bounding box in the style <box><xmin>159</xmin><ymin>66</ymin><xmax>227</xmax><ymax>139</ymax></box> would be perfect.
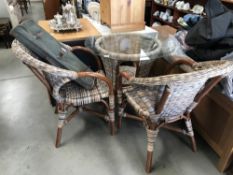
<box><xmin>71</xmin><ymin>46</ymin><xmax>103</xmax><ymax>70</ymax></box>
<box><xmin>165</xmin><ymin>56</ymin><xmax>196</xmax><ymax>74</ymax></box>
<box><xmin>76</xmin><ymin>71</ymin><xmax>114</xmax><ymax>95</ymax></box>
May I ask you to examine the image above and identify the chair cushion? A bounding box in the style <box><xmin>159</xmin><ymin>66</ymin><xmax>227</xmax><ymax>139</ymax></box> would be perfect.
<box><xmin>10</xmin><ymin>19</ymin><xmax>94</xmax><ymax>89</ymax></box>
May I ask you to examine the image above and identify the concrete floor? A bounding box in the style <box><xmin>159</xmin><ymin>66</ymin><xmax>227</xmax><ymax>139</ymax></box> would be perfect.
<box><xmin>0</xmin><ymin>2</ymin><xmax>228</xmax><ymax>175</ymax></box>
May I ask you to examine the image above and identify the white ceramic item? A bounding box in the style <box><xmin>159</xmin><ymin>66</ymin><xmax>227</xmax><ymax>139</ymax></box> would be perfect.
<box><xmin>87</xmin><ymin>2</ymin><xmax>100</xmax><ymax>22</ymax></box>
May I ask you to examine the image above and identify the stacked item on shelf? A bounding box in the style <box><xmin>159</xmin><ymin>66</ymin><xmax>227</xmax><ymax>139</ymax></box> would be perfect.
<box><xmin>151</xmin><ymin>0</ymin><xmax>205</xmax><ymax>28</ymax></box>
<box><xmin>175</xmin><ymin>1</ymin><xmax>204</xmax><ymax>28</ymax></box>
<box><xmin>153</xmin><ymin>9</ymin><xmax>173</xmax><ymax>23</ymax></box>
<box><xmin>154</xmin><ymin>0</ymin><xmax>176</xmax><ymax>7</ymax></box>
<box><xmin>177</xmin><ymin>14</ymin><xmax>202</xmax><ymax>29</ymax></box>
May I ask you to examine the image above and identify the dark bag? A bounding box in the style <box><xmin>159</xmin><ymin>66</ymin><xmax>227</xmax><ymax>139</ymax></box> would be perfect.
<box><xmin>185</xmin><ymin>0</ymin><xmax>233</xmax><ymax>61</ymax></box>
<box><xmin>186</xmin><ymin>0</ymin><xmax>233</xmax><ymax>48</ymax></box>
<box><xmin>10</xmin><ymin>20</ymin><xmax>95</xmax><ymax>89</ymax></box>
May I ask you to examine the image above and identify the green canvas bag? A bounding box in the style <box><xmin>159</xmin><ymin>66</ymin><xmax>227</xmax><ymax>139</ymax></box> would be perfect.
<box><xmin>10</xmin><ymin>19</ymin><xmax>95</xmax><ymax>89</ymax></box>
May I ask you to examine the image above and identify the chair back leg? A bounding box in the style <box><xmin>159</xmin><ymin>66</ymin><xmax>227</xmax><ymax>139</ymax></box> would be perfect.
<box><xmin>55</xmin><ymin>107</ymin><xmax>67</xmax><ymax>148</ymax></box>
<box><xmin>108</xmin><ymin>95</ymin><xmax>116</xmax><ymax>135</ymax></box>
<box><xmin>145</xmin><ymin>128</ymin><xmax>159</xmax><ymax>173</ymax></box>
<box><xmin>185</xmin><ymin>119</ymin><xmax>197</xmax><ymax>152</ymax></box>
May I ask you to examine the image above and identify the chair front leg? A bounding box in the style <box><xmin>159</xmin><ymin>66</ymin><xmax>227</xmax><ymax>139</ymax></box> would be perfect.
<box><xmin>185</xmin><ymin>119</ymin><xmax>197</xmax><ymax>152</ymax></box>
<box><xmin>117</xmin><ymin>77</ymin><xmax>123</xmax><ymax>129</ymax></box>
<box><xmin>55</xmin><ymin>109</ymin><xmax>67</xmax><ymax>148</ymax></box>
<box><xmin>108</xmin><ymin>94</ymin><xmax>116</xmax><ymax>135</ymax></box>
<box><xmin>145</xmin><ymin>128</ymin><xmax>159</xmax><ymax>173</ymax></box>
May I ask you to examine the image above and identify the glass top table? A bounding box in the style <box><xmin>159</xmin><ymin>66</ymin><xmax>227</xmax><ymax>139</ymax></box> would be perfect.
<box><xmin>83</xmin><ymin>32</ymin><xmax>171</xmax><ymax>87</ymax></box>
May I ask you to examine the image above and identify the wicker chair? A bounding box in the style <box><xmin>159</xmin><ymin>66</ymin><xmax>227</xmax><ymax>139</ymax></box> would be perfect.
<box><xmin>118</xmin><ymin>58</ymin><xmax>233</xmax><ymax>173</ymax></box>
<box><xmin>11</xmin><ymin>40</ymin><xmax>115</xmax><ymax>148</ymax></box>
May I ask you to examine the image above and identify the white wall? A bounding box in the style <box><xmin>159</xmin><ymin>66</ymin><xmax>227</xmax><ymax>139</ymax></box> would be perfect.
<box><xmin>3</xmin><ymin>0</ymin><xmax>22</xmax><ymax>27</ymax></box>
<box><xmin>0</xmin><ymin>0</ymin><xmax>10</xmax><ymax>17</ymax></box>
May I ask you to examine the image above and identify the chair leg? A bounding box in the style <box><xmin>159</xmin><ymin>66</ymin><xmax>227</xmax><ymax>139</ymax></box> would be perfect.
<box><xmin>55</xmin><ymin>127</ymin><xmax>63</xmax><ymax>148</ymax></box>
<box><xmin>23</xmin><ymin>1</ymin><xmax>28</xmax><ymax>14</ymax></box>
<box><xmin>108</xmin><ymin>95</ymin><xmax>116</xmax><ymax>135</ymax></box>
<box><xmin>145</xmin><ymin>128</ymin><xmax>159</xmax><ymax>173</ymax></box>
<box><xmin>110</xmin><ymin>120</ymin><xmax>115</xmax><ymax>135</ymax></box>
<box><xmin>117</xmin><ymin>94</ymin><xmax>126</xmax><ymax>129</ymax></box>
<box><xmin>28</xmin><ymin>0</ymin><xmax>31</xmax><ymax>6</ymax></box>
<box><xmin>185</xmin><ymin>119</ymin><xmax>197</xmax><ymax>152</ymax></box>
<box><xmin>117</xmin><ymin>106</ymin><xmax>124</xmax><ymax>129</ymax></box>
<box><xmin>55</xmin><ymin>111</ymin><xmax>67</xmax><ymax>148</ymax></box>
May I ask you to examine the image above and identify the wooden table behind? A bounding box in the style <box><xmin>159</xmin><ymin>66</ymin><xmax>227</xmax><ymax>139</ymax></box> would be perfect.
<box><xmin>38</xmin><ymin>19</ymin><xmax>100</xmax><ymax>42</ymax></box>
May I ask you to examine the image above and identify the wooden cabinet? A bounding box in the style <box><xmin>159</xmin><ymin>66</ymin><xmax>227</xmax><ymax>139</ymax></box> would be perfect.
<box><xmin>192</xmin><ymin>89</ymin><xmax>233</xmax><ymax>172</ymax></box>
<box><xmin>42</xmin><ymin>0</ymin><xmax>60</xmax><ymax>19</ymax></box>
<box><xmin>100</xmin><ymin>0</ymin><xmax>146</xmax><ymax>32</ymax></box>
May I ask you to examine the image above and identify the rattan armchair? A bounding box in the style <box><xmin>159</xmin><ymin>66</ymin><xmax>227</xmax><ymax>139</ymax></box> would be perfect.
<box><xmin>11</xmin><ymin>40</ymin><xmax>115</xmax><ymax>148</ymax></box>
<box><xmin>118</xmin><ymin>58</ymin><xmax>233</xmax><ymax>173</ymax></box>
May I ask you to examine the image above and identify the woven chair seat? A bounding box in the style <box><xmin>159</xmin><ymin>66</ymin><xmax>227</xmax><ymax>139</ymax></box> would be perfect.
<box><xmin>123</xmin><ymin>86</ymin><xmax>164</xmax><ymax>121</ymax></box>
<box><xmin>124</xmin><ymin>82</ymin><xmax>205</xmax><ymax>123</ymax></box>
<box><xmin>57</xmin><ymin>72</ymin><xmax>109</xmax><ymax>106</ymax></box>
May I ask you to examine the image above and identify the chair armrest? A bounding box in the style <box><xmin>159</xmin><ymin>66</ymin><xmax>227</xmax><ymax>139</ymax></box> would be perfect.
<box><xmin>71</xmin><ymin>46</ymin><xmax>103</xmax><ymax>70</ymax></box>
<box><xmin>76</xmin><ymin>71</ymin><xmax>114</xmax><ymax>96</ymax></box>
<box><xmin>165</xmin><ymin>56</ymin><xmax>196</xmax><ymax>74</ymax></box>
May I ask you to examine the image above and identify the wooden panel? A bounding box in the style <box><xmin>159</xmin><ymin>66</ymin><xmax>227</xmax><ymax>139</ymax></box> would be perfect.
<box><xmin>110</xmin><ymin>23</ymin><xmax>145</xmax><ymax>32</ymax></box>
<box><xmin>100</xmin><ymin>0</ymin><xmax>111</xmax><ymax>25</ymax></box>
<box><xmin>43</xmin><ymin>0</ymin><xmax>60</xmax><ymax>20</ymax></box>
<box><xmin>110</xmin><ymin>0</ymin><xmax>145</xmax><ymax>25</ymax></box>
<box><xmin>110</xmin><ymin>0</ymin><xmax>125</xmax><ymax>25</ymax></box>
<box><xmin>100</xmin><ymin>0</ymin><xmax>145</xmax><ymax>32</ymax></box>
<box><xmin>38</xmin><ymin>19</ymin><xmax>100</xmax><ymax>42</ymax></box>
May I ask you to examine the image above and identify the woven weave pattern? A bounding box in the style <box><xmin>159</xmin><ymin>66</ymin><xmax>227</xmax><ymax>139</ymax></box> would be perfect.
<box><xmin>124</xmin><ymin>60</ymin><xmax>233</xmax><ymax>123</ymax></box>
<box><xmin>12</xmin><ymin>40</ymin><xmax>111</xmax><ymax>106</ymax></box>
<box><xmin>11</xmin><ymin>39</ymin><xmax>116</xmax><ymax>148</ymax></box>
